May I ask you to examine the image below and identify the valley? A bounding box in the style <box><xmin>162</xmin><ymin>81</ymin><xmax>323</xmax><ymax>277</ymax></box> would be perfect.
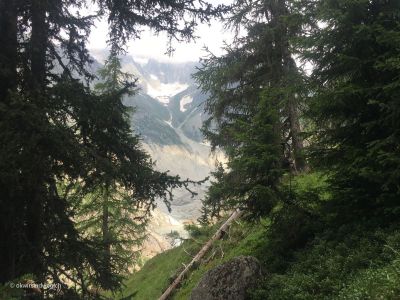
<box><xmin>92</xmin><ymin>51</ymin><xmax>227</xmax><ymax>259</ymax></box>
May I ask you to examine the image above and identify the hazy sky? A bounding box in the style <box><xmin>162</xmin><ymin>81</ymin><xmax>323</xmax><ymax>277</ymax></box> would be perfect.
<box><xmin>88</xmin><ymin>0</ymin><xmax>234</xmax><ymax>63</ymax></box>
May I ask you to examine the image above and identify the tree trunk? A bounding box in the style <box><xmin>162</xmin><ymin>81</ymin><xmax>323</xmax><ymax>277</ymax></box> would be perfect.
<box><xmin>0</xmin><ymin>0</ymin><xmax>19</xmax><ymax>283</ymax></box>
<box><xmin>277</xmin><ymin>0</ymin><xmax>306</xmax><ymax>172</ymax></box>
<box><xmin>23</xmin><ymin>0</ymin><xmax>48</xmax><ymax>282</ymax></box>
<box><xmin>265</xmin><ymin>0</ymin><xmax>307</xmax><ymax>173</ymax></box>
<box><xmin>158</xmin><ymin>209</ymin><xmax>243</xmax><ymax>300</ymax></box>
<box><xmin>30</xmin><ymin>0</ymin><xmax>48</xmax><ymax>91</ymax></box>
<box><xmin>284</xmin><ymin>54</ymin><xmax>307</xmax><ymax>172</ymax></box>
<box><xmin>101</xmin><ymin>188</ymin><xmax>112</xmax><ymax>287</ymax></box>
<box><xmin>0</xmin><ymin>0</ymin><xmax>18</xmax><ymax>100</ymax></box>
<box><xmin>287</xmin><ymin>82</ymin><xmax>306</xmax><ymax>172</ymax></box>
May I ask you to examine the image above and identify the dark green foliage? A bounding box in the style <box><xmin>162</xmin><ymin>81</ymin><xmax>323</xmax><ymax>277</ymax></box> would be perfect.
<box><xmin>0</xmin><ymin>0</ymin><xmax>224</xmax><ymax>296</ymax></box>
<box><xmin>245</xmin><ymin>173</ymin><xmax>328</xmax><ymax>274</ymax></box>
<box><xmin>195</xmin><ymin>0</ymin><xmax>308</xmax><ymax>219</ymax></box>
<box><xmin>304</xmin><ymin>0</ymin><xmax>400</xmax><ymax>220</ymax></box>
<box><xmin>63</xmin><ymin>54</ymin><xmax>149</xmax><ymax>291</ymax></box>
<box><xmin>198</xmin><ymin>94</ymin><xmax>283</xmax><ymax>218</ymax></box>
<box><xmin>118</xmin><ymin>171</ymin><xmax>400</xmax><ymax>300</ymax></box>
<box><xmin>252</xmin><ymin>225</ymin><xmax>400</xmax><ymax>300</ymax></box>
<box><xmin>118</xmin><ymin>0</ymin><xmax>400</xmax><ymax>298</ymax></box>
<box><xmin>198</xmin><ymin>163</ymin><xmax>230</xmax><ymax>223</ymax></box>
<box><xmin>251</xmin><ymin>0</ymin><xmax>400</xmax><ymax>282</ymax></box>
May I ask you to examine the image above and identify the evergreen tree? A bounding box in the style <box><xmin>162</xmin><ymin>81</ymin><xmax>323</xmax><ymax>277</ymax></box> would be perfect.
<box><xmin>0</xmin><ymin>0</ymin><xmax>223</xmax><ymax>296</ymax></box>
<box><xmin>195</xmin><ymin>0</ymin><xmax>307</xmax><ymax>217</ymax></box>
<box><xmin>303</xmin><ymin>0</ymin><xmax>400</xmax><ymax>221</ymax></box>
<box><xmin>68</xmin><ymin>54</ymin><xmax>147</xmax><ymax>290</ymax></box>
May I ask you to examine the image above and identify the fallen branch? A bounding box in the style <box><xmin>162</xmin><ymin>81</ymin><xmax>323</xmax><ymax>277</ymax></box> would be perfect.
<box><xmin>158</xmin><ymin>209</ymin><xmax>243</xmax><ymax>300</ymax></box>
<box><xmin>183</xmin><ymin>247</ymin><xmax>194</xmax><ymax>258</ymax></box>
<box><xmin>203</xmin><ymin>250</ymin><xmax>217</xmax><ymax>265</ymax></box>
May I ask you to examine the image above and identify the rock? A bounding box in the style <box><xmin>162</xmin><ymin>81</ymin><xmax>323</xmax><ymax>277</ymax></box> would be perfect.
<box><xmin>190</xmin><ymin>256</ymin><xmax>262</xmax><ymax>300</ymax></box>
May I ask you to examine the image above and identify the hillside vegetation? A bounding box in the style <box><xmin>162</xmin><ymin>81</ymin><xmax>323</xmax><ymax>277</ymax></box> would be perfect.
<box><xmin>1</xmin><ymin>0</ymin><xmax>399</xmax><ymax>298</ymax></box>
<box><xmin>117</xmin><ymin>216</ymin><xmax>266</xmax><ymax>299</ymax></box>
<box><xmin>119</xmin><ymin>172</ymin><xmax>400</xmax><ymax>300</ymax></box>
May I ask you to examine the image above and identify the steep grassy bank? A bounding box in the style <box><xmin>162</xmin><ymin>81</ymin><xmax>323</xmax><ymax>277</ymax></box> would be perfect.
<box><xmin>116</xmin><ymin>218</ymin><xmax>267</xmax><ymax>299</ymax></box>
<box><xmin>118</xmin><ymin>173</ymin><xmax>400</xmax><ymax>300</ymax></box>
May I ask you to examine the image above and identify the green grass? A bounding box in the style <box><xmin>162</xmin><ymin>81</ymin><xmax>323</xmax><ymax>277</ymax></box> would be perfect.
<box><xmin>112</xmin><ymin>243</ymin><xmax>193</xmax><ymax>299</ymax></box>
<box><xmin>117</xmin><ymin>172</ymin><xmax>400</xmax><ymax>300</ymax></box>
<box><xmin>114</xmin><ymin>223</ymin><xmax>218</xmax><ymax>299</ymax></box>
<box><xmin>114</xmin><ymin>240</ymin><xmax>200</xmax><ymax>299</ymax></box>
<box><xmin>174</xmin><ymin>219</ymin><xmax>267</xmax><ymax>300</ymax></box>
<box><xmin>115</xmin><ymin>219</ymin><xmax>268</xmax><ymax>300</ymax></box>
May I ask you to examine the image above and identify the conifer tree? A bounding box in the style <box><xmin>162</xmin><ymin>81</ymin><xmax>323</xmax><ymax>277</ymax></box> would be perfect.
<box><xmin>303</xmin><ymin>0</ymin><xmax>400</xmax><ymax>220</ymax></box>
<box><xmin>195</xmin><ymin>0</ymin><xmax>307</xmax><ymax>217</ymax></box>
<box><xmin>68</xmin><ymin>53</ymin><xmax>148</xmax><ymax>290</ymax></box>
<box><xmin>0</xmin><ymin>0</ymin><xmax>224</xmax><ymax>296</ymax></box>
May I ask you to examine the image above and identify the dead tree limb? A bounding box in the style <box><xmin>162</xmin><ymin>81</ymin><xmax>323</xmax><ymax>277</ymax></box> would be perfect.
<box><xmin>158</xmin><ymin>209</ymin><xmax>243</xmax><ymax>300</ymax></box>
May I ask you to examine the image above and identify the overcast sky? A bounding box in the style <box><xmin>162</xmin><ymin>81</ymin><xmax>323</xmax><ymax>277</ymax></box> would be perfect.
<box><xmin>88</xmin><ymin>0</ymin><xmax>234</xmax><ymax>63</ymax></box>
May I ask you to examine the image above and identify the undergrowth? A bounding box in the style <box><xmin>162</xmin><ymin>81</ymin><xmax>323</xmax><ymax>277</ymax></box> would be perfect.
<box><xmin>119</xmin><ymin>172</ymin><xmax>400</xmax><ymax>299</ymax></box>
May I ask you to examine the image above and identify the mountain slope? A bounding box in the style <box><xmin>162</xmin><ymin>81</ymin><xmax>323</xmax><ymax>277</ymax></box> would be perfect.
<box><xmin>86</xmin><ymin>53</ymin><xmax>227</xmax><ymax>260</ymax></box>
<box><xmin>116</xmin><ymin>55</ymin><xmax>225</xmax><ymax>222</ymax></box>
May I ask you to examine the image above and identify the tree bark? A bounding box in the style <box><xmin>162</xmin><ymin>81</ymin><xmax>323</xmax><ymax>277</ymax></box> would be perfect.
<box><xmin>287</xmin><ymin>91</ymin><xmax>306</xmax><ymax>172</ymax></box>
<box><xmin>275</xmin><ymin>0</ymin><xmax>307</xmax><ymax>172</ymax></box>
<box><xmin>0</xmin><ymin>0</ymin><xmax>18</xmax><ymax>283</ymax></box>
<box><xmin>30</xmin><ymin>0</ymin><xmax>48</xmax><ymax>91</ymax></box>
<box><xmin>23</xmin><ymin>0</ymin><xmax>48</xmax><ymax>281</ymax></box>
<box><xmin>262</xmin><ymin>0</ymin><xmax>307</xmax><ymax>173</ymax></box>
<box><xmin>102</xmin><ymin>195</ymin><xmax>111</xmax><ymax>276</ymax></box>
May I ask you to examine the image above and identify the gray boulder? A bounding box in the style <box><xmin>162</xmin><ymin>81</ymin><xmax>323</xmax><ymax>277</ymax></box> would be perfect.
<box><xmin>190</xmin><ymin>256</ymin><xmax>262</xmax><ymax>300</ymax></box>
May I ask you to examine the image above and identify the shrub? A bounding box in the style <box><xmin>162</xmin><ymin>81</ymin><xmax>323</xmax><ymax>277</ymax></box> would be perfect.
<box><xmin>252</xmin><ymin>227</ymin><xmax>400</xmax><ymax>299</ymax></box>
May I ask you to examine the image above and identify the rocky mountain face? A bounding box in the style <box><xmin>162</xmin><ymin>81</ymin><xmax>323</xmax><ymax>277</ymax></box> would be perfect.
<box><xmin>122</xmin><ymin>57</ymin><xmax>223</xmax><ymax>219</ymax></box>
<box><xmin>90</xmin><ymin>50</ymin><xmax>224</xmax><ymax>259</ymax></box>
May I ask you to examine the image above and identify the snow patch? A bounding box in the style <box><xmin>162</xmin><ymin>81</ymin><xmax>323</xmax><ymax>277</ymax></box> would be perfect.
<box><xmin>150</xmin><ymin>74</ymin><xmax>159</xmax><ymax>80</ymax></box>
<box><xmin>168</xmin><ymin>215</ymin><xmax>181</xmax><ymax>226</ymax></box>
<box><xmin>180</xmin><ymin>95</ymin><xmax>193</xmax><ymax>112</ymax></box>
<box><xmin>146</xmin><ymin>82</ymin><xmax>188</xmax><ymax>104</ymax></box>
<box><xmin>134</xmin><ymin>56</ymin><xmax>149</xmax><ymax>65</ymax></box>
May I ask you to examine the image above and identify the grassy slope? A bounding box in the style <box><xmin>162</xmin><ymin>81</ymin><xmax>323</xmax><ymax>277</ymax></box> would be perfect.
<box><xmin>116</xmin><ymin>219</ymin><xmax>267</xmax><ymax>300</ymax></box>
<box><xmin>117</xmin><ymin>219</ymin><xmax>400</xmax><ymax>300</ymax></box>
<box><xmin>174</xmin><ymin>220</ymin><xmax>267</xmax><ymax>299</ymax></box>
<box><xmin>115</xmin><ymin>238</ymin><xmax>204</xmax><ymax>299</ymax></box>
<box><xmin>117</xmin><ymin>173</ymin><xmax>400</xmax><ymax>300</ymax></box>
<box><xmin>116</xmin><ymin>244</ymin><xmax>195</xmax><ymax>300</ymax></box>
